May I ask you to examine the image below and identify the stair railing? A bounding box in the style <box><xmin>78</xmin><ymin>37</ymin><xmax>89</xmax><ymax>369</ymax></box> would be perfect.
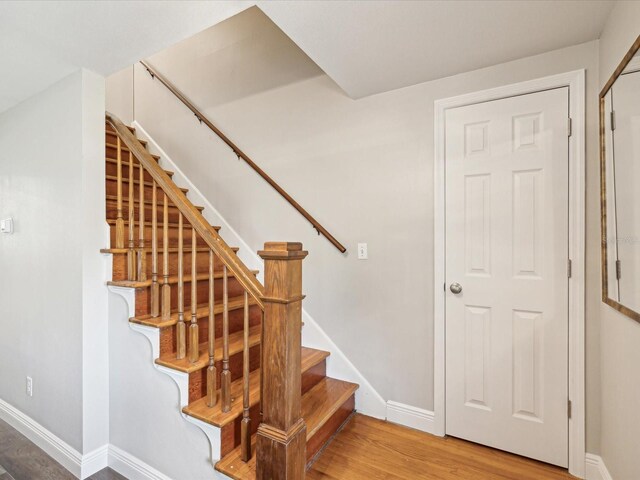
<box><xmin>106</xmin><ymin>112</ymin><xmax>307</xmax><ymax>476</ymax></box>
<box><xmin>139</xmin><ymin>60</ymin><xmax>346</xmax><ymax>254</ymax></box>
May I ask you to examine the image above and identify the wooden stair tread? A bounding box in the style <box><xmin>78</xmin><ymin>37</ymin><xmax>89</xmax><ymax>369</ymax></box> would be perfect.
<box><xmin>105</xmin><ymin>158</ymin><xmax>173</xmax><ymax>176</ymax></box>
<box><xmin>156</xmin><ymin>324</ymin><xmax>262</xmax><ymax>373</ymax></box>
<box><xmin>107</xmin><ymin>268</ymin><xmax>258</xmax><ymax>288</ymax></box>
<box><xmin>184</xmin><ymin>347</ymin><xmax>330</xmax><ymax>428</ymax></box>
<box><xmin>302</xmin><ymin>377</ymin><xmax>359</xmax><ymax>438</ymax></box>
<box><xmin>104</xmin><ymin>219</ymin><xmax>221</xmax><ymax>231</ymax></box>
<box><xmin>105</xmin><ymin>194</ymin><xmax>204</xmax><ymax>212</ymax></box>
<box><xmin>105</xmin><ymin>174</ymin><xmax>188</xmax><ymax>193</ymax></box>
<box><xmin>214</xmin><ymin>377</ymin><xmax>358</xmax><ymax>479</ymax></box>
<box><xmin>130</xmin><ymin>294</ymin><xmax>257</xmax><ymax>328</ymax></box>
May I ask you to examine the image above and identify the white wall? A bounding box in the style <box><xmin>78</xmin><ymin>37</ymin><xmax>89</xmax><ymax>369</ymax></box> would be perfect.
<box><xmin>108</xmin><ymin>292</ymin><xmax>218</xmax><ymax>480</ymax></box>
<box><xmin>81</xmin><ymin>70</ymin><xmax>110</xmax><ymax>455</ymax></box>
<box><xmin>0</xmin><ymin>71</ymin><xmax>84</xmax><ymax>451</ymax></box>
<box><xmin>0</xmin><ymin>69</ymin><xmax>107</xmax><ymax>460</ymax></box>
<box><xmin>598</xmin><ymin>2</ymin><xmax>640</xmax><ymax>478</ymax></box>
<box><xmin>107</xmin><ymin>7</ymin><xmax>603</xmax><ymax>452</ymax></box>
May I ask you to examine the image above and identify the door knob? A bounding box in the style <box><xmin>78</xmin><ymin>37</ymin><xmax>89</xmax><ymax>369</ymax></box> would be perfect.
<box><xmin>450</xmin><ymin>282</ymin><xmax>463</xmax><ymax>294</ymax></box>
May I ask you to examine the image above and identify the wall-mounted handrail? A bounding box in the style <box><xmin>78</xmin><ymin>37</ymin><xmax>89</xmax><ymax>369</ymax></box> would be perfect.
<box><xmin>139</xmin><ymin>60</ymin><xmax>347</xmax><ymax>253</ymax></box>
<box><xmin>106</xmin><ymin>111</ymin><xmax>265</xmax><ymax>309</ymax></box>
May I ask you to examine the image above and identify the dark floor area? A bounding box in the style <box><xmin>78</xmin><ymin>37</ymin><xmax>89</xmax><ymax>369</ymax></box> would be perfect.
<box><xmin>0</xmin><ymin>418</ymin><xmax>126</xmax><ymax>480</ymax></box>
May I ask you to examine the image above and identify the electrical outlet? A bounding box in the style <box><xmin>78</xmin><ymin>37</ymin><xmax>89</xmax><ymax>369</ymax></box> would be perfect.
<box><xmin>357</xmin><ymin>243</ymin><xmax>368</xmax><ymax>260</ymax></box>
<box><xmin>26</xmin><ymin>377</ymin><xmax>33</xmax><ymax>397</ymax></box>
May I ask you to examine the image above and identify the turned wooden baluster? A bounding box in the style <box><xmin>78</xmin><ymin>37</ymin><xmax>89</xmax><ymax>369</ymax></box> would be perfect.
<box><xmin>207</xmin><ymin>250</ymin><xmax>217</xmax><ymax>407</ymax></box>
<box><xmin>151</xmin><ymin>181</ymin><xmax>159</xmax><ymax>317</ymax></box>
<box><xmin>256</xmin><ymin>242</ymin><xmax>308</xmax><ymax>480</ymax></box>
<box><xmin>161</xmin><ymin>193</ymin><xmax>171</xmax><ymax>320</ymax></box>
<box><xmin>137</xmin><ymin>159</ymin><xmax>147</xmax><ymax>281</ymax></box>
<box><xmin>189</xmin><ymin>227</ymin><xmax>199</xmax><ymax>363</ymax></box>
<box><xmin>241</xmin><ymin>291</ymin><xmax>252</xmax><ymax>462</ymax></box>
<box><xmin>176</xmin><ymin>212</ymin><xmax>186</xmax><ymax>359</ymax></box>
<box><xmin>115</xmin><ymin>136</ymin><xmax>125</xmax><ymax>249</ymax></box>
<box><xmin>127</xmin><ymin>151</ymin><xmax>136</xmax><ymax>280</ymax></box>
<box><xmin>260</xmin><ymin>309</ymin><xmax>265</xmax><ymax>418</ymax></box>
<box><xmin>221</xmin><ymin>265</ymin><xmax>231</xmax><ymax>412</ymax></box>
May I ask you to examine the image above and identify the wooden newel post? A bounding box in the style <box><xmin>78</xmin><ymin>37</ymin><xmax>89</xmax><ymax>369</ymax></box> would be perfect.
<box><xmin>256</xmin><ymin>242</ymin><xmax>308</xmax><ymax>480</ymax></box>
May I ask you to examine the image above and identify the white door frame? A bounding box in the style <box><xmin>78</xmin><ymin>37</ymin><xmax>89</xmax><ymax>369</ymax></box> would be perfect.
<box><xmin>433</xmin><ymin>70</ymin><xmax>586</xmax><ymax>478</ymax></box>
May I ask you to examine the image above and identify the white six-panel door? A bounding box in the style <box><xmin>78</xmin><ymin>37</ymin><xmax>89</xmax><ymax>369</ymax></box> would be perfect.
<box><xmin>445</xmin><ymin>88</ymin><xmax>569</xmax><ymax>467</ymax></box>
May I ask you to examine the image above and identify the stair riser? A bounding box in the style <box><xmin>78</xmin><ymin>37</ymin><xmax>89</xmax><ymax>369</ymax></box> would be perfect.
<box><xmin>300</xmin><ymin>361</ymin><xmax>327</xmax><ymax>396</ymax></box>
<box><xmin>107</xmin><ymin>195</ymin><xmax>186</xmax><ymax>211</ymax></box>
<box><xmin>106</xmin><ymin>177</ymin><xmax>186</xmax><ymax>203</ymax></box>
<box><xmin>108</xmin><ymin>224</ymin><xmax>210</xmax><ymax>249</ymax></box>
<box><xmin>106</xmin><ymin>144</ymin><xmax>158</xmax><ymax>163</ymax></box>
<box><xmin>133</xmin><ymin>276</ymin><xmax>248</xmax><ymax>316</ymax></box>
<box><xmin>159</xmin><ymin>305</ymin><xmax>262</xmax><ymax>357</ymax></box>
<box><xmin>106</xmin><ymin>160</ymin><xmax>171</xmax><ymax>184</ymax></box>
<box><xmin>220</xmin><ymin>402</ymin><xmax>260</xmax><ymax>458</ymax></box>
<box><xmin>106</xmin><ymin>200</ymin><xmax>201</xmax><ymax>225</ymax></box>
<box><xmin>106</xmin><ymin>131</ymin><xmax>146</xmax><ymax>147</ymax></box>
<box><xmin>219</xmin><ymin>359</ymin><xmax>328</xmax><ymax>457</ymax></box>
<box><xmin>189</xmin><ymin>344</ymin><xmax>262</xmax><ymax>404</ymax></box>
<box><xmin>306</xmin><ymin>395</ymin><xmax>355</xmax><ymax>464</ymax></box>
<box><xmin>110</xmin><ymin>250</ymin><xmax>227</xmax><ymax>281</ymax></box>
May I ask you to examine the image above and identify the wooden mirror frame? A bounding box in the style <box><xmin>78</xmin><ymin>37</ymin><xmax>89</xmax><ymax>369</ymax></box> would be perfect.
<box><xmin>600</xmin><ymin>34</ymin><xmax>640</xmax><ymax>322</ymax></box>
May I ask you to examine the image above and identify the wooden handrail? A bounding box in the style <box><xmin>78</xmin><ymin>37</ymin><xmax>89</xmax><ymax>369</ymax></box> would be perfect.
<box><xmin>106</xmin><ymin>111</ymin><xmax>265</xmax><ymax>309</ymax></box>
<box><xmin>139</xmin><ymin>60</ymin><xmax>347</xmax><ymax>254</ymax></box>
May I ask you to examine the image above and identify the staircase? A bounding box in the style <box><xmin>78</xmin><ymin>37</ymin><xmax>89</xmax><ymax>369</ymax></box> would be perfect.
<box><xmin>103</xmin><ymin>115</ymin><xmax>358</xmax><ymax>479</ymax></box>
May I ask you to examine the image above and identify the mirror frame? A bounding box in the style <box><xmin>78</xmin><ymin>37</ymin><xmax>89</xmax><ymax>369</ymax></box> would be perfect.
<box><xmin>600</xmin><ymin>34</ymin><xmax>640</xmax><ymax>322</ymax></box>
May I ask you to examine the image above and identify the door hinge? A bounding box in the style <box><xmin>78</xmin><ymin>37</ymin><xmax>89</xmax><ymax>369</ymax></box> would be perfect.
<box><xmin>611</xmin><ymin>110</ymin><xmax>616</xmax><ymax>131</ymax></box>
<box><xmin>567</xmin><ymin>259</ymin><xmax>572</xmax><ymax>278</ymax></box>
<box><xmin>568</xmin><ymin>399</ymin><xmax>572</xmax><ymax>419</ymax></box>
<box><xmin>616</xmin><ymin>259</ymin><xmax>622</xmax><ymax>280</ymax></box>
<box><xmin>567</xmin><ymin>117</ymin><xmax>572</xmax><ymax>137</ymax></box>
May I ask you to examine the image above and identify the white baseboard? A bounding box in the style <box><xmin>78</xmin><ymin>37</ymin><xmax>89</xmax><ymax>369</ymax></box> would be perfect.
<box><xmin>386</xmin><ymin>401</ymin><xmax>437</xmax><ymax>434</ymax></box>
<box><xmin>108</xmin><ymin>445</ymin><xmax>174</xmax><ymax>480</ymax></box>
<box><xmin>81</xmin><ymin>445</ymin><xmax>109</xmax><ymax>478</ymax></box>
<box><xmin>586</xmin><ymin>454</ymin><xmax>613</xmax><ymax>480</ymax></box>
<box><xmin>0</xmin><ymin>397</ymin><xmax>108</xmax><ymax>479</ymax></box>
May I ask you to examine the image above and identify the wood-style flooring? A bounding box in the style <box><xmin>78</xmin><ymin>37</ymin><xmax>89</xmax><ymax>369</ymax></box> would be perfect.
<box><xmin>0</xmin><ymin>462</ymin><xmax>17</xmax><ymax>480</ymax></box>
<box><xmin>0</xmin><ymin>418</ymin><xmax>125</xmax><ymax>480</ymax></box>
<box><xmin>0</xmin><ymin>412</ymin><xmax>578</xmax><ymax>480</ymax></box>
<box><xmin>308</xmin><ymin>414</ymin><xmax>577</xmax><ymax>480</ymax></box>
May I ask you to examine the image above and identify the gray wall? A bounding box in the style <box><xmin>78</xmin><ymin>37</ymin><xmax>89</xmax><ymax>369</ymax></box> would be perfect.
<box><xmin>598</xmin><ymin>2</ymin><xmax>640</xmax><ymax>478</ymax></box>
<box><xmin>0</xmin><ymin>69</ymin><xmax>107</xmax><ymax>456</ymax></box>
<box><xmin>0</xmin><ymin>71</ymin><xmax>85</xmax><ymax>451</ymax></box>
<box><xmin>107</xmin><ymin>7</ymin><xmax>602</xmax><ymax>453</ymax></box>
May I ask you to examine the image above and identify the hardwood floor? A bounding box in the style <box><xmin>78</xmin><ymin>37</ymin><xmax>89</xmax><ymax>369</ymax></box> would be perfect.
<box><xmin>0</xmin><ymin>418</ymin><xmax>125</xmax><ymax>480</ymax></box>
<box><xmin>308</xmin><ymin>414</ymin><xmax>576</xmax><ymax>480</ymax></box>
<box><xmin>0</xmin><ymin>412</ymin><xmax>577</xmax><ymax>480</ymax></box>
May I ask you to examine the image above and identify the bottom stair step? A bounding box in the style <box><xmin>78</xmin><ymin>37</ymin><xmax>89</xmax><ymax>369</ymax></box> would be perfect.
<box><xmin>215</xmin><ymin>377</ymin><xmax>358</xmax><ymax>480</ymax></box>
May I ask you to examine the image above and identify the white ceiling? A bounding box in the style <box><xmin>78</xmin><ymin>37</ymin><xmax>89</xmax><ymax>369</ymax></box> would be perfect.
<box><xmin>0</xmin><ymin>0</ymin><xmax>251</xmax><ymax>114</ymax></box>
<box><xmin>258</xmin><ymin>0</ymin><xmax>615</xmax><ymax>98</ymax></box>
<box><xmin>0</xmin><ymin>0</ymin><xmax>616</xmax><ymax>114</ymax></box>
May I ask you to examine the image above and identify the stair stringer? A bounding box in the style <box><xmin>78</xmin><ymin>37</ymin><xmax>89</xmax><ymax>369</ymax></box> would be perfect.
<box><xmin>108</xmin><ymin>285</ymin><xmax>227</xmax><ymax>477</ymax></box>
<box><xmin>132</xmin><ymin>121</ymin><xmax>388</xmax><ymax>420</ymax></box>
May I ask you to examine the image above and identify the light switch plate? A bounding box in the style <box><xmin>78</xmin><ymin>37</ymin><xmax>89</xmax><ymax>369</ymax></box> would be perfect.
<box><xmin>0</xmin><ymin>218</ymin><xmax>13</xmax><ymax>234</ymax></box>
<box><xmin>357</xmin><ymin>243</ymin><xmax>368</xmax><ymax>260</ymax></box>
